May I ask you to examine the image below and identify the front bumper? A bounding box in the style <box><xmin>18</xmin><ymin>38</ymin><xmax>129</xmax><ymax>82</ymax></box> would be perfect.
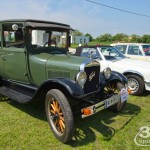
<box><xmin>145</xmin><ymin>82</ymin><xmax>150</xmax><ymax>91</ymax></box>
<box><xmin>81</xmin><ymin>88</ymin><xmax>128</xmax><ymax>118</ymax></box>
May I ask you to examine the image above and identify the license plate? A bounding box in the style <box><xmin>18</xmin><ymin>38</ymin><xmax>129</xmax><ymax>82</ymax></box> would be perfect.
<box><xmin>120</xmin><ymin>88</ymin><xmax>128</xmax><ymax>103</ymax></box>
<box><xmin>104</xmin><ymin>95</ymin><xmax>120</xmax><ymax>108</ymax></box>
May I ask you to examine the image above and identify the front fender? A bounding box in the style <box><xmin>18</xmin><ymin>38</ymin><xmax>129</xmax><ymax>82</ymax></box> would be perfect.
<box><xmin>99</xmin><ymin>71</ymin><xmax>128</xmax><ymax>92</ymax></box>
<box><xmin>33</xmin><ymin>78</ymin><xmax>84</xmax><ymax>100</ymax></box>
<box><xmin>109</xmin><ymin>71</ymin><xmax>128</xmax><ymax>84</ymax></box>
<box><xmin>100</xmin><ymin>71</ymin><xmax>128</xmax><ymax>86</ymax></box>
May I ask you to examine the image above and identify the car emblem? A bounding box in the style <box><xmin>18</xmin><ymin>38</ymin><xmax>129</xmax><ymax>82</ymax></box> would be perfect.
<box><xmin>89</xmin><ymin>71</ymin><xmax>95</xmax><ymax>81</ymax></box>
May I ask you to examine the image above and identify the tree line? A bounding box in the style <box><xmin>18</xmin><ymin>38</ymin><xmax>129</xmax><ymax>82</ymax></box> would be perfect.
<box><xmin>73</xmin><ymin>29</ymin><xmax>150</xmax><ymax>43</ymax></box>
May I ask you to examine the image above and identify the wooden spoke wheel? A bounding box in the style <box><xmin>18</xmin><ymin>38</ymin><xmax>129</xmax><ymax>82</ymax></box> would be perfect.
<box><xmin>50</xmin><ymin>99</ymin><xmax>65</xmax><ymax>133</ymax></box>
<box><xmin>104</xmin><ymin>82</ymin><xmax>119</xmax><ymax>94</ymax></box>
<box><xmin>104</xmin><ymin>82</ymin><xmax>127</xmax><ymax>112</ymax></box>
<box><xmin>45</xmin><ymin>89</ymin><xmax>74</xmax><ymax>143</ymax></box>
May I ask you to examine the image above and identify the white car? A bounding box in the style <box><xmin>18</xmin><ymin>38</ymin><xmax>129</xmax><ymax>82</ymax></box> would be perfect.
<box><xmin>110</xmin><ymin>43</ymin><xmax>150</xmax><ymax>62</ymax></box>
<box><xmin>75</xmin><ymin>45</ymin><xmax>150</xmax><ymax>95</ymax></box>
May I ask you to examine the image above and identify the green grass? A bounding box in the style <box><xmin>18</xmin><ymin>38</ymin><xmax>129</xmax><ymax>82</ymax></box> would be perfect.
<box><xmin>0</xmin><ymin>92</ymin><xmax>150</xmax><ymax>150</ymax></box>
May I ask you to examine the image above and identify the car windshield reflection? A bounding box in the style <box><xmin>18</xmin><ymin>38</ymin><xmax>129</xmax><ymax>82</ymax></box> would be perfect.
<box><xmin>99</xmin><ymin>46</ymin><xmax>126</xmax><ymax>60</ymax></box>
<box><xmin>80</xmin><ymin>47</ymin><xmax>102</xmax><ymax>59</ymax></box>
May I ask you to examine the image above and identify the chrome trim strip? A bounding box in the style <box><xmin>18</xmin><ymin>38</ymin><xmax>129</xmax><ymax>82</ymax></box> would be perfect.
<box><xmin>78</xmin><ymin>59</ymin><xmax>100</xmax><ymax>94</ymax></box>
<box><xmin>80</xmin><ymin>59</ymin><xmax>100</xmax><ymax>71</ymax></box>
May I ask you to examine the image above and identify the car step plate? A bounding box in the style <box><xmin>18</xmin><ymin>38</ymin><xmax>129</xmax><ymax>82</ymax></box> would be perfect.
<box><xmin>0</xmin><ymin>86</ymin><xmax>32</xmax><ymax>103</ymax></box>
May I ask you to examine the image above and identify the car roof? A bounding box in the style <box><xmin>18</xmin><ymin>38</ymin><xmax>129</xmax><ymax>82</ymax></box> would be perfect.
<box><xmin>0</xmin><ymin>19</ymin><xmax>68</xmax><ymax>26</ymax></box>
<box><xmin>0</xmin><ymin>19</ymin><xmax>73</xmax><ymax>30</ymax></box>
<box><xmin>79</xmin><ymin>45</ymin><xmax>112</xmax><ymax>48</ymax></box>
<box><xmin>111</xmin><ymin>43</ymin><xmax>150</xmax><ymax>46</ymax></box>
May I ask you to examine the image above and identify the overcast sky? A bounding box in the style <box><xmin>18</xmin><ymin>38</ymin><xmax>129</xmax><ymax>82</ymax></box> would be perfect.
<box><xmin>1</xmin><ymin>0</ymin><xmax>150</xmax><ymax>38</ymax></box>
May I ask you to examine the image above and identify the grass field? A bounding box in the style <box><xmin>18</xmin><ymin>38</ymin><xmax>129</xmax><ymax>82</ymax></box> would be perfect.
<box><xmin>0</xmin><ymin>92</ymin><xmax>150</xmax><ymax>150</ymax></box>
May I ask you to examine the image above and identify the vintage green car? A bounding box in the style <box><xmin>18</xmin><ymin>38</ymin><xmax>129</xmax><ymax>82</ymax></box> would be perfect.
<box><xmin>0</xmin><ymin>19</ymin><xmax>129</xmax><ymax>143</ymax></box>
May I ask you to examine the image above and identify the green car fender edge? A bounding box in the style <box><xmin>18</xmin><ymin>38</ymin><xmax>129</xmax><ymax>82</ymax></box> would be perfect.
<box><xmin>32</xmin><ymin>78</ymin><xmax>84</xmax><ymax>101</ymax></box>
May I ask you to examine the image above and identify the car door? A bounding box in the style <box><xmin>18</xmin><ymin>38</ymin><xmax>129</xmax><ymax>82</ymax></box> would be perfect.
<box><xmin>140</xmin><ymin>45</ymin><xmax>150</xmax><ymax>62</ymax></box>
<box><xmin>0</xmin><ymin>23</ymin><xmax>5</xmax><ymax>77</ymax></box>
<box><xmin>1</xmin><ymin>23</ymin><xmax>29</xmax><ymax>83</ymax></box>
<box><xmin>126</xmin><ymin>45</ymin><xmax>145</xmax><ymax>61</ymax></box>
<box><xmin>146</xmin><ymin>54</ymin><xmax>150</xmax><ymax>62</ymax></box>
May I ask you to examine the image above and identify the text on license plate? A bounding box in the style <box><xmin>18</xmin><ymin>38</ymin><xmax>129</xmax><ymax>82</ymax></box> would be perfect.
<box><xmin>120</xmin><ymin>88</ymin><xmax>128</xmax><ymax>103</ymax></box>
<box><xmin>104</xmin><ymin>95</ymin><xmax>120</xmax><ymax>108</ymax></box>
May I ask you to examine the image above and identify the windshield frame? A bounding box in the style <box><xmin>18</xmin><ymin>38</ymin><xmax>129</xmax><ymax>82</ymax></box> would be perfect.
<box><xmin>27</xmin><ymin>27</ymin><xmax>70</xmax><ymax>54</ymax></box>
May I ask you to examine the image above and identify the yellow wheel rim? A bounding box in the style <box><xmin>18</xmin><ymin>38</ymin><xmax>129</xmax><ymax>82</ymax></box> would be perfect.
<box><xmin>50</xmin><ymin>98</ymin><xmax>65</xmax><ymax>133</ymax></box>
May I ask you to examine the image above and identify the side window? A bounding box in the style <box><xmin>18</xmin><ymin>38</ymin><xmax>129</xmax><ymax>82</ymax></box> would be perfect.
<box><xmin>3</xmin><ymin>23</ymin><xmax>24</xmax><ymax>48</ymax></box>
<box><xmin>128</xmin><ymin>46</ymin><xmax>140</xmax><ymax>55</ymax></box>
<box><xmin>116</xmin><ymin>45</ymin><xmax>126</xmax><ymax>54</ymax></box>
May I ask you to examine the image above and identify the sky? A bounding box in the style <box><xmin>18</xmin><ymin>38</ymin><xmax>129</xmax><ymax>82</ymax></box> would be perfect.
<box><xmin>1</xmin><ymin>0</ymin><xmax>150</xmax><ymax>38</ymax></box>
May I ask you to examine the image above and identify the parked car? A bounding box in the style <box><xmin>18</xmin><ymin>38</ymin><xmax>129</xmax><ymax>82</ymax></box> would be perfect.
<box><xmin>75</xmin><ymin>45</ymin><xmax>150</xmax><ymax>95</ymax></box>
<box><xmin>110</xmin><ymin>43</ymin><xmax>150</xmax><ymax>62</ymax></box>
<box><xmin>0</xmin><ymin>19</ymin><xmax>129</xmax><ymax>143</ymax></box>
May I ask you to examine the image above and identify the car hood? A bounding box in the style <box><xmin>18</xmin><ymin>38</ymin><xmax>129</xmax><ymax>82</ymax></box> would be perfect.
<box><xmin>46</xmin><ymin>54</ymin><xmax>87</xmax><ymax>69</ymax></box>
<box><xmin>108</xmin><ymin>58</ymin><xmax>150</xmax><ymax>81</ymax></box>
<box><xmin>110</xmin><ymin>58</ymin><xmax>150</xmax><ymax>69</ymax></box>
<box><xmin>46</xmin><ymin>54</ymin><xmax>89</xmax><ymax>80</ymax></box>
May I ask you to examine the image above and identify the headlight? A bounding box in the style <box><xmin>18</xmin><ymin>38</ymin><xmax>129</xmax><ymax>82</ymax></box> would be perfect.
<box><xmin>76</xmin><ymin>71</ymin><xmax>87</xmax><ymax>87</ymax></box>
<box><xmin>103</xmin><ymin>67</ymin><xmax>111</xmax><ymax>79</ymax></box>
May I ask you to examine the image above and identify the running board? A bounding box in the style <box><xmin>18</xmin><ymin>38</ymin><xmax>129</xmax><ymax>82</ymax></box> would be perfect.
<box><xmin>0</xmin><ymin>86</ymin><xmax>32</xmax><ymax>103</ymax></box>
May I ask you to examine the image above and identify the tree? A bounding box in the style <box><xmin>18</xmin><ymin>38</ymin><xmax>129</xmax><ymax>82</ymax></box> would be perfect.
<box><xmin>99</xmin><ymin>33</ymin><xmax>112</xmax><ymax>42</ymax></box>
<box><xmin>141</xmin><ymin>35</ymin><xmax>150</xmax><ymax>43</ymax></box>
<box><xmin>85</xmin><ymin>33</ymin><xmax>93</xmax><ymax>42</ymax></box>
<box><xmin>72</xmin><ymin>29</ymin><xmax>83</xmax><ymax>36</ymax></box>
<box><xmin>130</xmin><ymin>34</ymin><xmax>141</xmax><ymax>43</ymax></box>
<box><xmin>113</xmin><ymin>33</ymin><xmax>127</xmax><ymax>42</ymax></box>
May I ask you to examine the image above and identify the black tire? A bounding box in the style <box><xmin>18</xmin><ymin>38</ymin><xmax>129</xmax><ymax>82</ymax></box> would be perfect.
<box><xmin>105</xmin><ymin>82</ymin><xmax>127</xmax><ymax>112</ymax></box>
<box><xmin>126</xmin><ymin>75</ymin><xmax>145</xmax><ymax>95</ymax></box>
<box><xmin>45</xmin><ymin>89</ymin><xmax>74</xmax><ymax>143</ymax></box>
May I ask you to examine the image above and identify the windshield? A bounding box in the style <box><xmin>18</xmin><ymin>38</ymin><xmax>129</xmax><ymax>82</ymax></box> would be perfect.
<box><xmin>115</xmin><ymin>45</ymin><xmax>127</xmax><ymax>54</ymax></box>
<box><xmin>29</xmin><ymin>28</ymin><xmax>69</xmax><ymax>54</ymax></box>
<box><xmin>100</xmin><ymin>46</ymin><xmax>126</xmax><ymax>60</ymax></box>
<box><xmin>142</xmin><ymin>45</ymin><xmax>150</xmax><ymax>56</ymax></box>
<box><xmin>80</xmin><ymin>47</ymin><xmax>102</xmax><ymax>60</ymax></box>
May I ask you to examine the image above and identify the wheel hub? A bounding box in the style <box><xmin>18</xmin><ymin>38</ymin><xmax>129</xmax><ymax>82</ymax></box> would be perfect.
<box><xmin>53</xmin><ymin>113</ymin><xmax>59</xmax><ymax>119</ymax></box>
<box><xmin>128</xmin><ymin>78</ymin><xmax>139</xmax><ymax>92</ymax></box>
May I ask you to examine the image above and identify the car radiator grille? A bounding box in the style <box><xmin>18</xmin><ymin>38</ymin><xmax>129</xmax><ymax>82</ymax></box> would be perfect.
<box><xmin>84</xmin><ymin>65</ymin><xmax>100</xmax><ymax>94</ymax></box>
